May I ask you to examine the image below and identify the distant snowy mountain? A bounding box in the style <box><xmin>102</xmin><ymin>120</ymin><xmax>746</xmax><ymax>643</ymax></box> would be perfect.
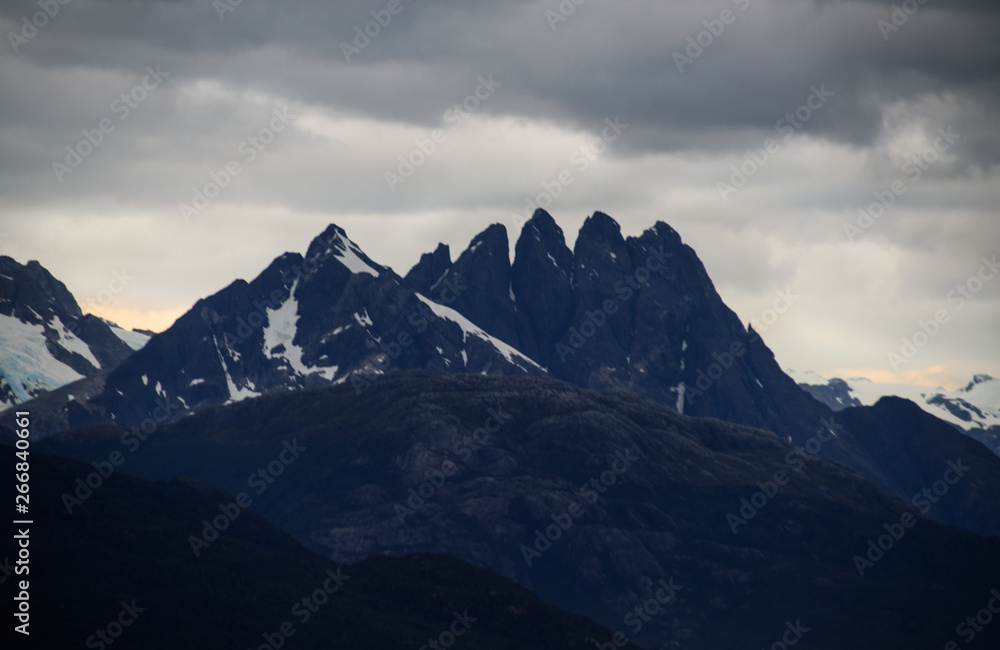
<box><xmin>0</xmin><ymin>257</ymin><xmax>147</xmax><ymax>408</ymax></box>
<box><xmin>789</xmin><ymin>370</ymin><xmax>1000</xmax><ymax>455</ymax></box>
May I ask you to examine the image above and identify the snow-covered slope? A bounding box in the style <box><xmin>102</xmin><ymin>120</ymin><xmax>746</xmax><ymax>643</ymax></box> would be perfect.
<box><xmin>0</xmin><ymin>257</ymin><xmax>143</xmax><ymax>409</ymax></box>
<box><xmin>106</xmin><ymin>323</ymin><xmax>152</xmax><ymax>351</ymax></box>
<box><xmin>0</xmin><ymin>313</ymin><xmax>87</xmax><ymax>404</ymax></box>
<box><xmin>789</xmin><ymin>370</ymin><xmax>1000</xmax><ymax>434</ymax></box>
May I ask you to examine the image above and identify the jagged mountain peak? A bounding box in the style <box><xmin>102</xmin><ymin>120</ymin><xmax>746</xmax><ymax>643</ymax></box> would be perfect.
<box><xmin>18</xmin><ymin>221</ymin><xmax>545</xmax><ymax>434</ymax></box>
<box><xmin>0</xmin><ymin>257</ymin><xmax>142</xmax><ymax>408</ymax></box>
<box><xmin>573</xmin><ymin>212</ymin><xmax>630</xmax><ymax>273</ymax></box>
<box><xmin>441</xmin><ymin>222</ymin><xmax>522</xmax><ymax>348</ymax></box>
<box><xmin>641</xmin><ymin>220</ymin><xmax>684</xmax><ymax>249</ymax></box>
<box><xmin>249</xmin><ymin>251</ymin><xmax>305</xmax><ymax>291</ymax></box>
<box><xmin>515</xmin><ymin>209</ymin><xmax>573</xmax><ymax>272</ymax></box>
<box><xmin>519</xmin><ymin>208</ymin><xmax>566</xmax><ymax>244</ymax></box>
<box><xmin>21</xmin><ymin>258</ymin><xmax>84</xmax><ymax>319</ymax></box>
<box><xmin>403</xmin><ymin>243</ymin><xmax>452</xmax><ymax>296</ymax></box>
<box><xmin>464</xmin><ymin>222</ymin><xmax>509</xmax><ymax>257</ymax></box>
<box><xmin>12</xmin><ymin>213</ymin><xmax>1000</xmax><ymax>548</ymax></box>
<box><xmin>966</xmin><ymin>373</ymin><xmax>996</xmax><ymax>389</ymax></box>
<box><xmin>304</xmin><ymin>223</ymin><xmax>384</xmax><ymax>278</ymax></box>
<box><xmin>580</xmin><ymin>210</ymin><xmax>624</xmax><ymax>240</ymax></box>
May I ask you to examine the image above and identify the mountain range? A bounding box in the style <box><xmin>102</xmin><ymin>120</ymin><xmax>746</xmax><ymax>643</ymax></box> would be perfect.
<box><xmin>8</xmin><ymin>211</ymin><xmax>1000</xmax><ymax>536</ymax></box>
<box><xmin>790</xmin><ymin>370</ymin><xmax>1000</xmax><ymax>456</ymax></box>
<box><xmin>4</xmin><ymin>211</ymin><xmax>1000</xmax><ymax>648</ymax></box>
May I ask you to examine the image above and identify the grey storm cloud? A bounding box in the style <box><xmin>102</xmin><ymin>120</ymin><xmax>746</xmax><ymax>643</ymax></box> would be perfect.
<box><xmin>2</xmin><ymin>0</ymin><xmax>999</xmax><ymax>160</ymax></box>
<box><xmin>0</xmin><ymin>0</ymin><xmax>997</xmax><ymax>387</ymax></box>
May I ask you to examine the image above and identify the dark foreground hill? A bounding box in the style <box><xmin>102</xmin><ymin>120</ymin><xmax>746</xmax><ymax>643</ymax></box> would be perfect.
<box><xmin>38</xmin><ymin>371</ymin><xmax>1000</xmax><ymax>649</ymax></box>
<box><xmin>0</xmin><ymin>445</ymin><xmax>636</xmax><ymax>650</ymax></box>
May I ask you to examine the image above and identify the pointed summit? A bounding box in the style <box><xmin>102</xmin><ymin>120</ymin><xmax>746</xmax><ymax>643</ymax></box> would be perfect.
<box><xmin>511</xmin><ymin>209</ymin><xmax>574</xmax><ymax>365</ymax></box>
<box><xmin>404</xmin><ymin>243</ymin><xmax>451</xmax><ymax>296</ymax></box>
<box><xmin>304</xmin><ymin>224</ymin><xmax>383</xmax><ymax>278</ymax></box>
<box><xmin>578</xmin><ymin>211</ymin><xmax>624</xmax><ymax>244</ymax></box>
<box><xmin>445</xmin><ymin>224</ymin><xmax>522</xmax><ymax>347</ymax></box>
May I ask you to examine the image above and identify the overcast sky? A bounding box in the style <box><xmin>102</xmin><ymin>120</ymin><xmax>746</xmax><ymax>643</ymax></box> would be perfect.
<box><xmin>1</xmin><ymin>0</ymin><xmax>998</xmax><ymax>389</ymax></box>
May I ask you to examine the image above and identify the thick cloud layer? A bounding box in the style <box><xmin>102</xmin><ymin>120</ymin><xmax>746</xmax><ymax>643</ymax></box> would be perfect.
<box><xmin>1</xmin><ymin>0</ymin><xmax>997</xmax><ymax>387</ymax></box>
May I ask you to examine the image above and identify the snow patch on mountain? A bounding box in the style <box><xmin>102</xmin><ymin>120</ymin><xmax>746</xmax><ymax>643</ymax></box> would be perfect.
<box><xmin>788</xmin><ymin>370</ymin><xmax>1000</xmax><ymax>432</ymax></box>
<box><xmin>0</xmin><ymin>313</ymin><xmax>85</xmax><ymax>405</ymax></box>
<box><xmin>109</xmin><ymin>326</ymin><xmax>150</xmax><ymax>351</ymax></box>
<box><xmin>54</xmin><ymin>317</ymin><xmax>100</xmax><ymax>369</ymax></box>
<box><xmin>214</xmin><ymin>335</ymin><xmax>259</xmax><ymax>403</ymax></box>
<box><xmin>416</xmin><ymin>294</ymin><xmax>541</xmax><ymax>371</ymax></box>
<box><xmin>329</xmin><ymin>233</ymin><xmax>380</xmax><ymax>277</ymax></box>
<box><xmin>673</xmin><ymin>382</ymin><xmax>685</xmax><ymax>414</ymax></box>
<box><xmin>262</xmin><ymin>280</ymin><xmax>311</xmax><ymax>377</ymax></box>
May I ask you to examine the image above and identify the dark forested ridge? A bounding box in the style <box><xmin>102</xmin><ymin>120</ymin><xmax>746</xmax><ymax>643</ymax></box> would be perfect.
<box><xmin>36</xmin><ymin>371</ymin><xmax>1000</xmax><ymax>649</ymax></box>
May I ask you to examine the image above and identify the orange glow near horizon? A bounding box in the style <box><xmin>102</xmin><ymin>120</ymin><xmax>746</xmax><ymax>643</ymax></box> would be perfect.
<box><xmin>85</xmin><ymin>304</ymin><xmax>186</xmax><ymax>334</ymax></box>
<box><xmin>825</xmin><ymin>365</ymin><xmax>967</xmax><ymax>391</ymax></box>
